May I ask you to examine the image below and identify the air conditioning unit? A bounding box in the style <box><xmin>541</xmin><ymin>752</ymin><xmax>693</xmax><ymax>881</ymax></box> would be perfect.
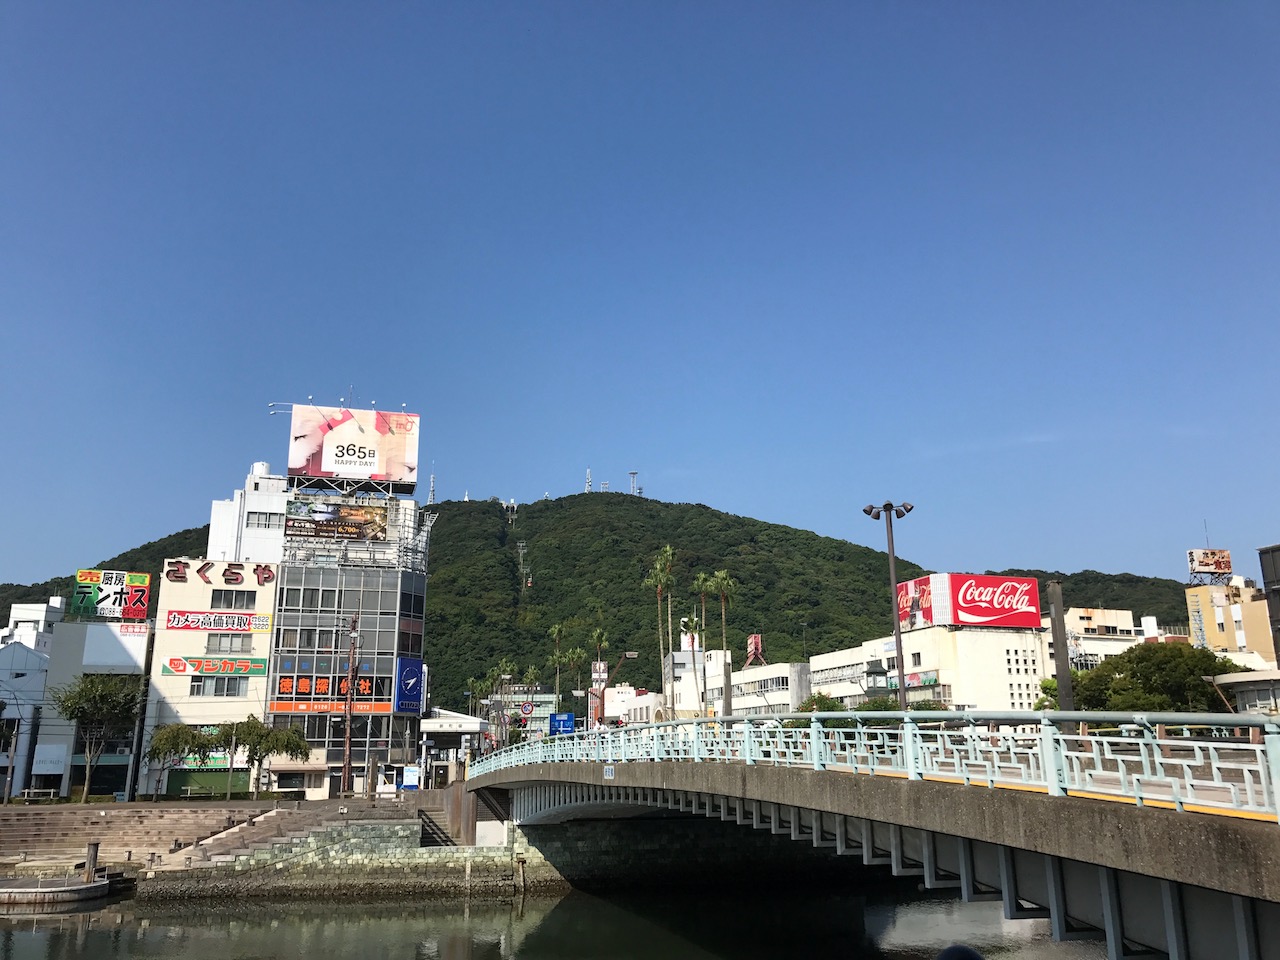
<box><xmin>115</xmin><ymin>747</ymin><xmax>130</xmax><ymax>756</ymax></box>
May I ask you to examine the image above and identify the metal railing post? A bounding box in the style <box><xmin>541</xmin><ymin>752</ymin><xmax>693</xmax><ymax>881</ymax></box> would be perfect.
<box><xmin>1040</xmin><ymin>717</ymin><xmax>1064</xmax><ymax>796</ymax></box>
<box><xmin>904</xmin><ymin>715</ymin><xmax>921</xmax><ymax>780</ymax></box>
<box><xmin>692</xmin><ymin>720</ymin><xmax>702</xmax><ymax>762</ymax></box>
<box><xmin>811</xmin><ymin>716</ymin><xmax>825</xmax><ymax>771</ymax></box>
<box><xmin>743</xmin><ymin>722</ymin><xmax>754</xmax><ymax>766</ymax></box>
<box><xmin>1264</xmin><ymin>725</ymin><xmax>1280</xmax><ymax>822</ymax></box>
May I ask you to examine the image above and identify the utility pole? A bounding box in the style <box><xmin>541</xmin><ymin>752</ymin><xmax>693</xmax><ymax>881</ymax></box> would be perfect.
<box><xmin>1048</xmin><ymin>580</ymin><xmax>1075</xmax><ymax>711</ymax></box>
<box><xmin>341</xmin><ymin>615</ymin><xmax>360</xmax><ymax>795</ymax></box>
<box><xmin>3</xmin><ymin>714</ymin><xmax>18</xmax><ymax>805</ymax></box>
<box><xmin>225</xmin><ymin>722</ymin><xmax>238</xmax><ymax>801</ymax></box>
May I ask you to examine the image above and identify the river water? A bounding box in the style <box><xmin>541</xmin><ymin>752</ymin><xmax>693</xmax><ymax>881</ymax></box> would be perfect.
<box><xmin>0</xmin><ymin>890</ymin><xmax>1107</xmax><ymax>960</ymax></box>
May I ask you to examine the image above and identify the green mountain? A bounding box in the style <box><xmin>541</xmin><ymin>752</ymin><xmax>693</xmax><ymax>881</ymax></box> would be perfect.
<box><xmin>990</xmin><ymin>568</ymin><xmax>1189</xmax><ymax>628</ymax></box>
<box><xmin>422</xmin><ymin>494</ymin><xmax>924</xmax><ymax>710</ymax></box>
<box><xmin>2</xmin><ymin>496</ymin><xmax>1194</xmax><ymax>714</ymax></box>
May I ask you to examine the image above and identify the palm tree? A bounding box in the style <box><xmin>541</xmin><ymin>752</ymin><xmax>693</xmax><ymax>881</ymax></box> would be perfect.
<box><xmin>710</xmin><ymin>569</ymin><xmax>738</xmax><ymax>718</ymax></box>
<box><xmin>659</xmin><ymin>545</ymin><xmax>676</xmax><ymax>678</ymax></box>
<box><xmin>645</xmin><ymin>546</ymin><xmax>676</xmax><ymax>697</ymax></box>
<box><xmin>591</xmin><ymin>627</ymin><xmax>609</xmax><ymax>663</ymax></box>
<box><xmin>711</xmin><ymin>568</ymin><xmax>742</xmax><ymax>660</ymax></box>
<box><xmin>643</xmin><ymin>562</ymin><xmax>668</xmax><ymax>680</ymax></box>
<box><xmin>564</xmin><ymin>646</ymin><xmax>588</xmax><ymax>695</ymax></box>
<box><xmin>692</xmin><ymin>572</ymin><xmax>714</xmax><ymax>715</ymax></box>
<box><xmin>686</xmin><ymin>612</ymin><xmax>705</xmax><ymax>717</ymax></box>
<box><xmin>548</xmin><ymin>623</ymin><xmax>566</xmax><ymax>709</ymax></box>
<box><xmin>464</xmin><ymin>677</ymin><xmax>484</xmax><ymax>715</ymax></box>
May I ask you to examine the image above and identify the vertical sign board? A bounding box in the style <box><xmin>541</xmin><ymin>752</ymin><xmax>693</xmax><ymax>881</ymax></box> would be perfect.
<box><xmin>395</xmin><ymin>656</ymin><xmax>425</xmax><ymax>714</ymax></box>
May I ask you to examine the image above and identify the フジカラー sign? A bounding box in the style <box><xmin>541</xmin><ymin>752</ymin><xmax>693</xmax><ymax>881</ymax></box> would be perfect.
<box><xmin>287</xmin><ymin>405</ymin><xmax>420</xmax><ymax>485</ymax></box>
<box><xmin>162</xmin><ymin>657</ymin><xmax>267</xmax><ymax>676</ymax></box>
<box><xmin>72</xmin><ymin>569</ymin><xmax>151</xmax><ymax>620</ymax></box>
<box><xmin>164</xmin><ymin>611</ymin><xmax>272</xmax><ymax>632</ymax></box>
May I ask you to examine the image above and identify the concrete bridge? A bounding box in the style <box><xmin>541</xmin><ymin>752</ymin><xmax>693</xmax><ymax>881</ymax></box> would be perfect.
<box><xmin>468</xmin><ymin>711</ymin><xmax>1280</xmax><ymax>960</ymax></box>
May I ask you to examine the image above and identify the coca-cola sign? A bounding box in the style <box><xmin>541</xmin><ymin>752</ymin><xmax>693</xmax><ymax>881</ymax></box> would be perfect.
<box><xmin>897</xmin><ymin>576</ymin><xmax>934</xmax><ymax>629</ymax></box>
<box><xmin>949</xmin><ymin>575</ymin><xmax>1041</xmax><ymax>629</ymax></box>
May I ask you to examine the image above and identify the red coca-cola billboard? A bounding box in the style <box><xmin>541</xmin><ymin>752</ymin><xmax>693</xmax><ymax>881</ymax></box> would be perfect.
<box><xmin>949</xmin><ymin>574</ymin><xmax>1041</xmax><ymax>629</ymax></box>
<box><xmin>896</xmin><ymin>576</ymin><xmax>935</xmax><ymax>629</ymax></box>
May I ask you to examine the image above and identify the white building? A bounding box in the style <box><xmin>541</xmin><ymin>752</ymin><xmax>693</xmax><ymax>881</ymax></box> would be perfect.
<box><xmin>207</xmin><ymin>462</ymin><xmax>288</xmax><ymax>564</ymax></box>
<box><xmin>0</xmin><ymin>642</ymin><xmax>50</xmax><ymax>798</ymax></box>
<box><xmin>809</xmin><ymin>625</ymin><xmax>1048</xmax><ymax>712</ymax></box>
<box><xmin>0</xmin><ymin>597</ymin><xmax>66</xmax><ymax>653</ymax></box>
<box><xmin>36</xmin><ymin>621</ymin><xmax>150</xmax><ymax>798</ymax></box>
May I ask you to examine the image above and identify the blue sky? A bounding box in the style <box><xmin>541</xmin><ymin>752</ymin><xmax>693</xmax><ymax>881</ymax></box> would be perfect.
<box><xmin>2</xmin><ymin>3</ymin><xmax>1277</xmax><ymax>588</ymax></box>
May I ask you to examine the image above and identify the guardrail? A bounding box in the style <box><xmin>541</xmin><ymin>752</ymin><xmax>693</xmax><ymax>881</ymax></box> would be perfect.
<box><xmin>469</xmin><ymin>711</ymin><xmax>1280</xmax><ymax>822</ymax></box>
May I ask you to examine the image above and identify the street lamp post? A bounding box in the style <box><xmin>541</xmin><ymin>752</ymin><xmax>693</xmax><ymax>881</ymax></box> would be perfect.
<box><xmin>341</xmin><ymin>615</ymin><xmax>361</xmax><ymax>795</ymax></box>
<box><xmin>863</xmin><ymin>501</ymin><xmax>913</xmax><ymax>711</ymax></box>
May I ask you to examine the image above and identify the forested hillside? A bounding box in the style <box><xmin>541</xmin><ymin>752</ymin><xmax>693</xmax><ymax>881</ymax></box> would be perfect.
<box><xmin>992</xmin><ymin>568</ymin><xmax>1188</xmax><ymax>628</ymax></box>
<box><xmin>422</xmin><ymin>494</ymin><xmax>924</xmax><ymax>711</ymax></box>
<box><xmin>1</xmin><ymin>495</ymin><xmax>1196</xmax><ymax>715</ymax></box>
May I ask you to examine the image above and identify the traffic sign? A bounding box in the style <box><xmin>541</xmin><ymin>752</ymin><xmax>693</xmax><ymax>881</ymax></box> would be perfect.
<box><xmin>520</xmin><ymin>700</ymin><xmax>535</xmax><ymax>717</ymax></box>
<box><xmin>550</xmin><ymin>712</ymin><xmax>574</xmax><ymax>735</ymax></box>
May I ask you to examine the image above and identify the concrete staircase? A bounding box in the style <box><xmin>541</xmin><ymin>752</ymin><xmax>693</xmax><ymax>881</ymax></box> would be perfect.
<box><xmin>171</xmin><ymin>798</ymin><xmax>457</xmax><ymax>869</ymax></box>
<box><xmin>0</xmin><ymin>803</ymin><xmax>273</xmax><ymax>866</ymax></box>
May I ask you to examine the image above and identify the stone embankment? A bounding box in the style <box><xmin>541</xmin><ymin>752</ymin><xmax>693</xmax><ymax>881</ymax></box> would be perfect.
<box><xmin>136</xmin><ymin>820</ymin><xmax>544</xmax><ymax>900</ymax></box>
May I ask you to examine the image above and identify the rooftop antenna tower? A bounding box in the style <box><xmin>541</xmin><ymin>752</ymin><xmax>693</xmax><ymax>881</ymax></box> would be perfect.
<box><xmin>585</xmin><ymin>468</ymin><xmax>592</xmax><ymax>493</ymax></box>
<box><xmin>629</xmin><ymin>471</ymin><xmax>638</xmax><ymax>495</ymax></box>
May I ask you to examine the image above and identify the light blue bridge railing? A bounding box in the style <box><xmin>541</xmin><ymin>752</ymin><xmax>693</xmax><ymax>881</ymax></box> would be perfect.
<box><xmin>469</xmin><ymin>711</ymin><xmax>1280</xmax><ymax>822</ymax></box>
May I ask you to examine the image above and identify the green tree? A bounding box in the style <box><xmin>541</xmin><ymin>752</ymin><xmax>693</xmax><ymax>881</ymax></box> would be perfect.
<box><xmin>522</xmin><ymin>664</ymin><xmax>542</xmax><ymax>687</ymax></box>
<box><xmin>711</xmin><ymin>570</ymin><xmax>742</xmax><ymax>660</ymax></box>
<box><xmin>213</xmin><ymin>716</ymin><xmax>310</xmax><ymax>800</ymax></box>
<box><xmin>1073</xmin><ymin>643</ymin><xmax>1243</xmax><ymax>713</ymax></box>
<box><xmin>48</xmin><ymin>675</ymin><xmax>144</xmax><ymax>803</ymax></box>
<box><xmin>909</xmin><ymin>700</ymin><xmax>949</xmax><ymax>712</ymax></box>
<box><xmin>591</xmin><ymin>627</ymin><xmax>609</xmax><ymax>663</ymax></box>
<box><xmin>857</xmin><ymin>695</ymin><xmax>903</xmax><ymax>725</ymax></box>
<box><xmin>143</xmin><ymin>723</ymin><xmax>214</xmax><ymax>799</ymax></box>
<box><xmin>643</xmin><ymin>549</ymin><xmax>675</xmax><ymax>689</ymax></box>
<box><xmin>564</xmin><ymin>646</ymin><xmax>588</xmax><ymax>694</ymax></box>
<box><xmin>686</xmin><ymin>612</ymin><xmax>705</xmax><ymax>716</ymax></box>
<box><xmin>548</xmin><ymin>623</ymin><xmax>566</xmax><ymax>709</ymax></box>
<box><xmin>791</xmin><ymin>692</ymin><xmax>854</xmax><ymax>728</ymax></box>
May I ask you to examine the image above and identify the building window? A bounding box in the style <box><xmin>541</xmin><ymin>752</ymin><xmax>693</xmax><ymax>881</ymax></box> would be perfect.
<box><xmin>206</xmin><ymin>633</ymin><xmax>254</xmax><ymax>654</ymax></box>
<box><xmin>1218</xmin><ymin>622</ymin><xmax>1226</xmax><ymax>633</ymax></box>
<box><xmin>211</xmin><ymin>589</ymin><xmax>257</xmax><ymax>610</ymax></box>
<box><xmin>911</xmin><ymin>653</ymin><xmax>922</xmax><ymax>667</ymax></box>
<box><xmin>246</xmin><ymin>511</ymin><xmax>284</xmax><ymax>529</ymax></box>
<box><xmin>190</xmin><ymin>676</ymin><xmax>248</xmax><ymax>697</ymax></box>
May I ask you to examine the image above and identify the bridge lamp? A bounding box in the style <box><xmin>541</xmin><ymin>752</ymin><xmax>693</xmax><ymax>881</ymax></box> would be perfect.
<box><xmin>863</xmin><ymin>501</ymin><xmax>913</xmax><ymax>711</ymax></box>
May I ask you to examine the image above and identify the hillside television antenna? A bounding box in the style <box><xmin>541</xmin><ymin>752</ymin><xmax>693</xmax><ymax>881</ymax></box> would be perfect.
<box><xmin>585</xmin><ymin>468</ymin><xmax>592</xmax><ymax>493</ymax></box>
<box><xmin>629</xmin><ymin>471</ymin><xmax>638</xmax><ymax>495</ymax></box>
